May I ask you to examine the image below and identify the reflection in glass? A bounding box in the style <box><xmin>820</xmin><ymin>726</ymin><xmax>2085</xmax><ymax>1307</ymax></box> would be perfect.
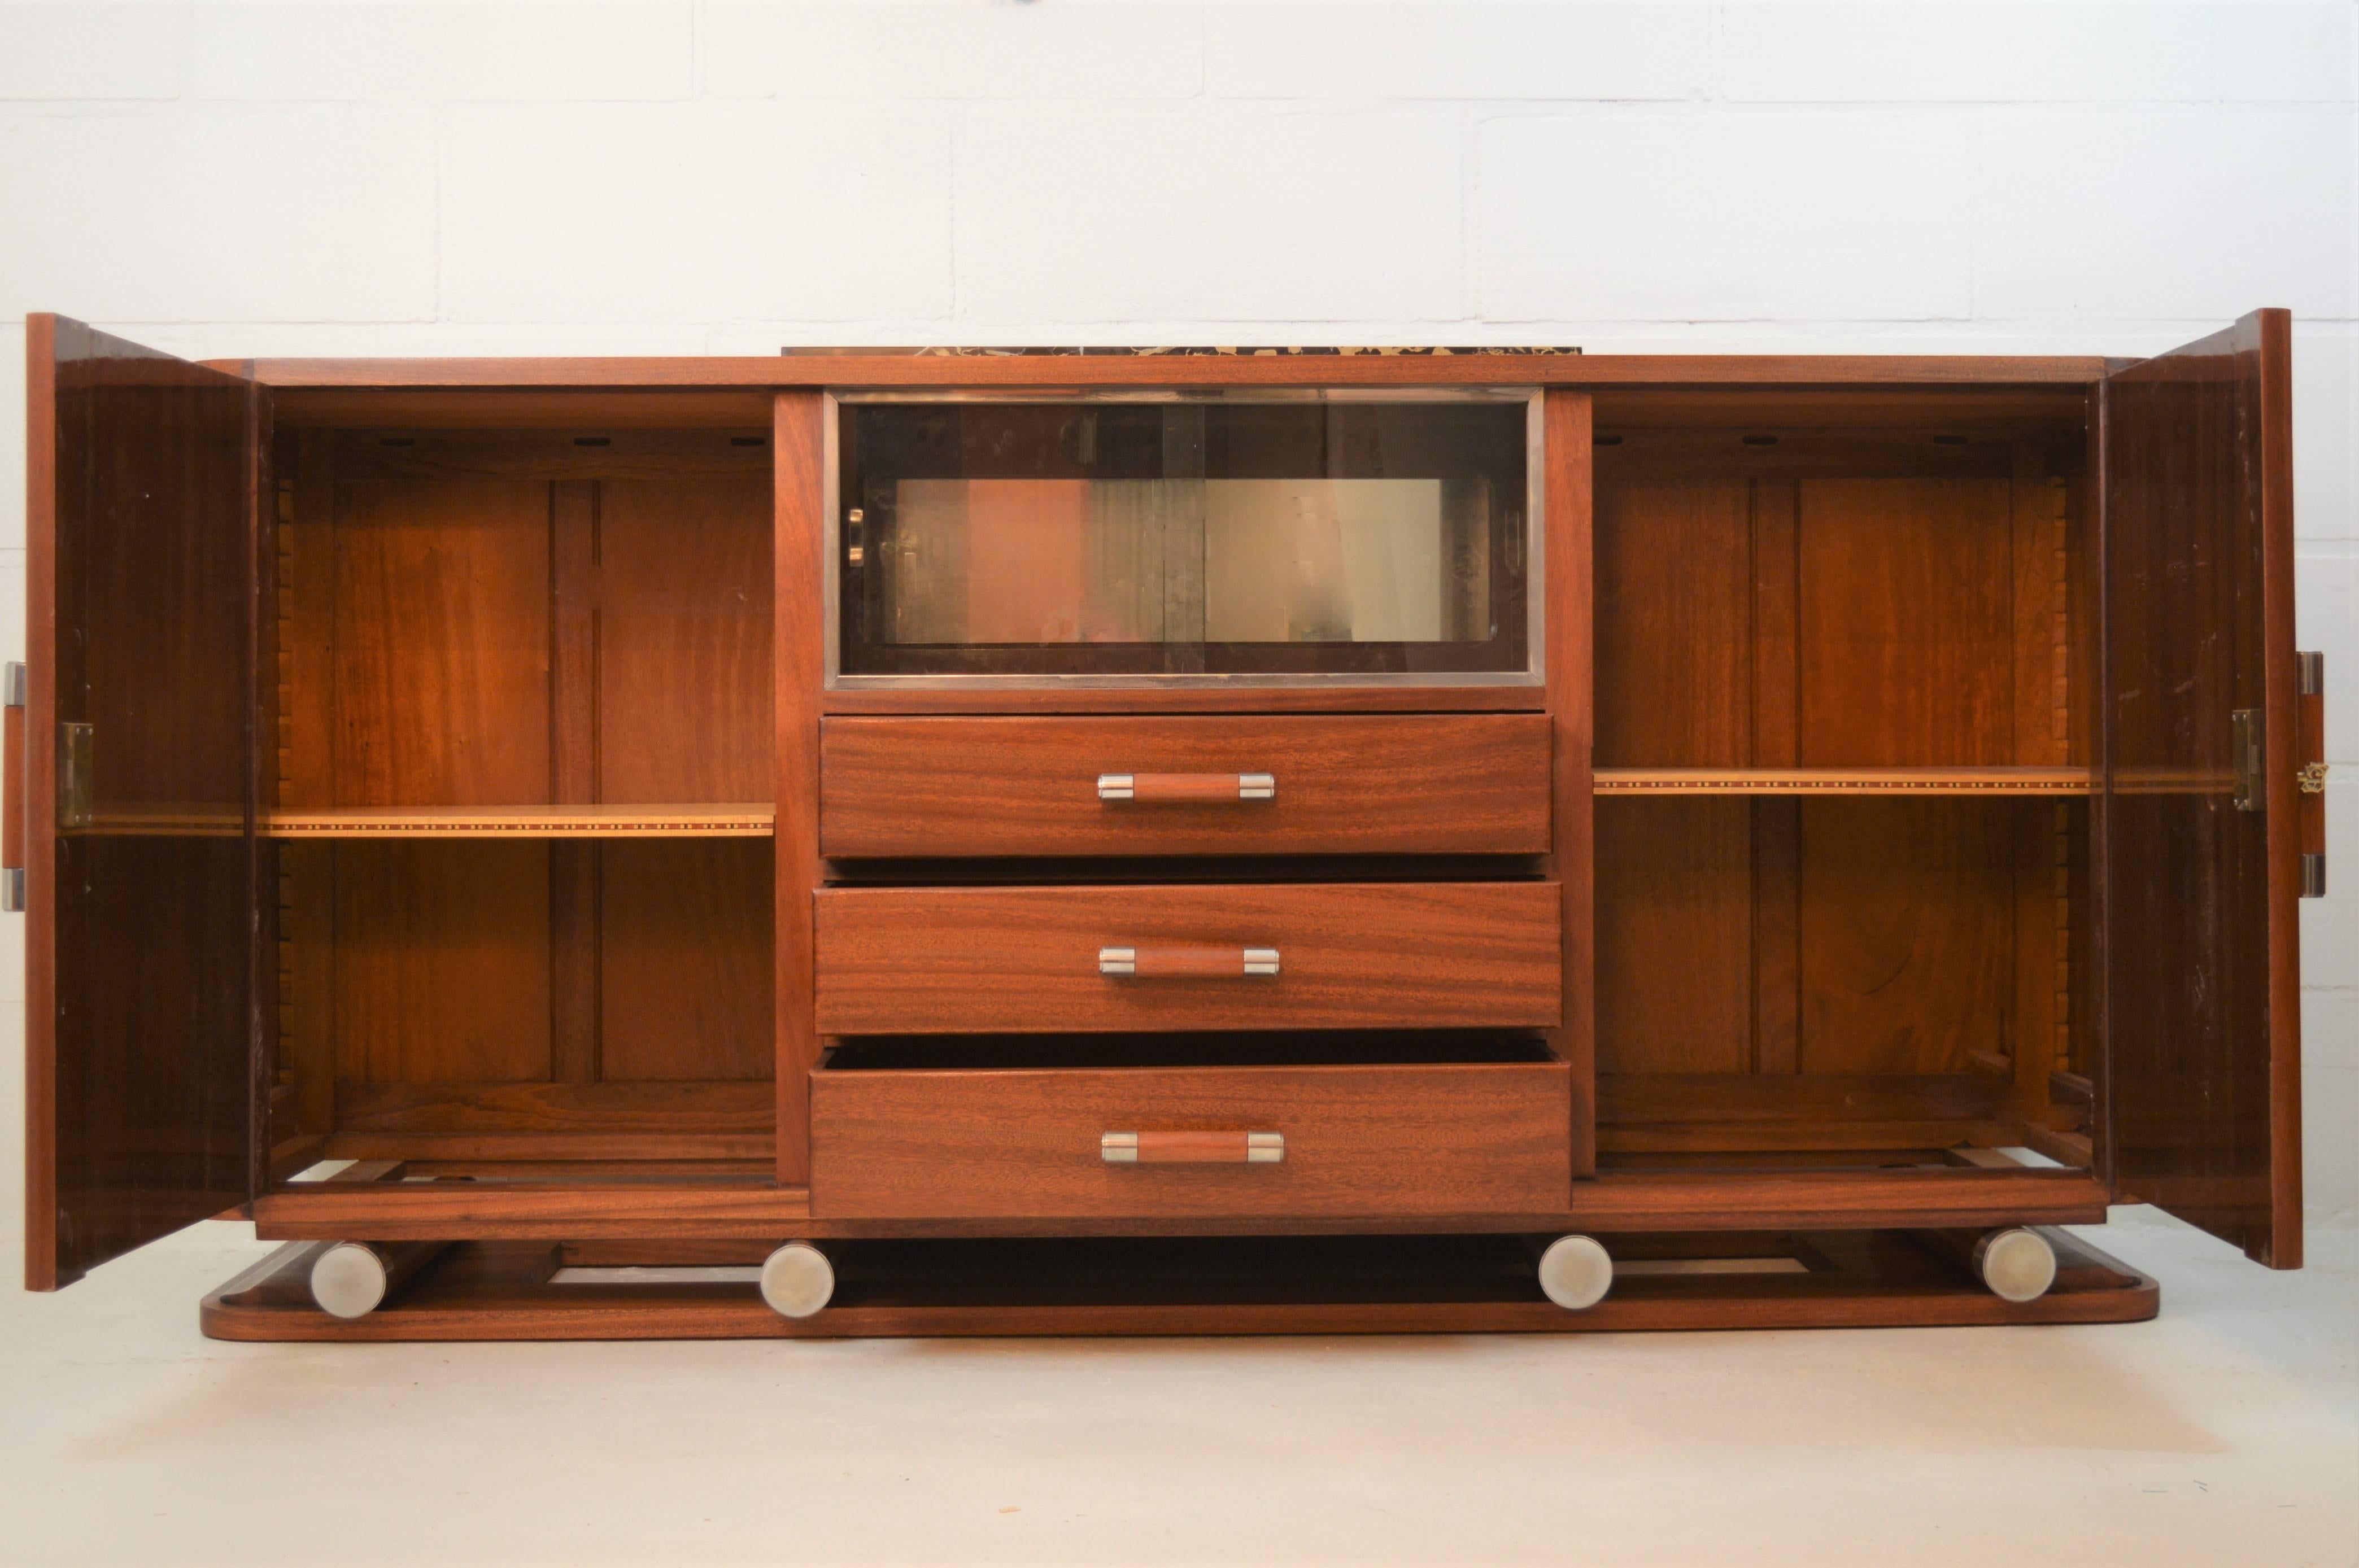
<box><xmin>837</xmin><ymin>398</ymin><xmax>1532</xmax><ymax>680</ymax></box>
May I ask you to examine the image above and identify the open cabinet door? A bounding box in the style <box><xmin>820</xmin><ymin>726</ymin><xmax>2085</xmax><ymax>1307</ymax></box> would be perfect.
<box><xmin>23</xmin><ymin>316</ymin><xmax>259</xmax><ymax>1290</ymax></box>
<box><xmin>2102</xmin><ymin>309</ymin><xmax>2303</xmax><ymax>1268</ymax></box>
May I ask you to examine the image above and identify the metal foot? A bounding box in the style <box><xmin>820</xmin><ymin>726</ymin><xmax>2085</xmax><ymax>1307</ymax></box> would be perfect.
<box><xmin>761</xmin><ymin>1242</ymin><xmax>836</xmax><ymax>1319</ymax></box>
<box><xmin>1537</xmin><ymin>1234</ymin><xmax>1614</xmax><ymax>1311</ymax></box>
<box><xmin>1975</xmin><ymin>1228</ymin><xmax>2059</xmax><ymax>1303</ymax></box>
<box><xmin>309</xmin><ymin>1242</ymin><xmax>393</xmax><ymax>1320</ymax></box>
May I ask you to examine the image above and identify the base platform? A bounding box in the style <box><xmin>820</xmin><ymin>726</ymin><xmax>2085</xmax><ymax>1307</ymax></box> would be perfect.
<box><xmin>202</xmin><ymin>1228</ymin><xmax>2158</xmax><ymax>1341</ymax></box>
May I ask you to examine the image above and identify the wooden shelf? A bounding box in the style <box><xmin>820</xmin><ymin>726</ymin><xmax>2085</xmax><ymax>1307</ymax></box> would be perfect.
<box><xmin>263</xmin><ymin>805</ymin><xmax>775</xmax><ymax>838</ymax></box>
<box><xmin>1594</xmin><ymin>768</ymin><xmax>2092</xmax><ymax>796</ymax></box>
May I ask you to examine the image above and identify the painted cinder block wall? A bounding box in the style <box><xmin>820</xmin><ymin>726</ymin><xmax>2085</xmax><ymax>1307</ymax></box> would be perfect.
<box><xmin>0</xmin><ymin>2</ymin><xmax>2351</xmax><ymax>1277</ymax></box>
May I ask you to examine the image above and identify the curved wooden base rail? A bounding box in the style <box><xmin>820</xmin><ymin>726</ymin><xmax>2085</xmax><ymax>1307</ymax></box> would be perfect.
<box><xmin>1101</xmin><ymin>1131</ymin><xmax>1286</xmax><ymax>1165</ymax></box>
<box><xmin>1098</xmin><ymin>772</ymin><xmax>1277</xmax><ymax>803</ymax></box>
<box><xmin>1098</xmin><ymin>945</ymin><xmax>1283</xmax><ymax>978</ymax></box>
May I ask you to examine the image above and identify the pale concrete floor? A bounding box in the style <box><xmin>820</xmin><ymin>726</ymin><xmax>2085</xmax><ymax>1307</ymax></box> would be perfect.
<box><xmin>0</xmin><ymin>1209</ymin><xmax>2352</xmax><ymax>1567</ymax></box>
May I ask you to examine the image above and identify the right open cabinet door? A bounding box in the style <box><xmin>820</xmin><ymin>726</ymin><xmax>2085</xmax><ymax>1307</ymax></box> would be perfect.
<box><xmin>2101</xmin><ymin>308</ymin><xmax>2304</xmax><ymax>1267</ymax></box>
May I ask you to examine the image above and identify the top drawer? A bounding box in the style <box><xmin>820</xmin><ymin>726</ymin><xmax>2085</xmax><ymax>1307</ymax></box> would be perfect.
<box><xmin>819</xmin><ymin>714</ymin><xmax>1552</xmax><ymax>858</ymax></box>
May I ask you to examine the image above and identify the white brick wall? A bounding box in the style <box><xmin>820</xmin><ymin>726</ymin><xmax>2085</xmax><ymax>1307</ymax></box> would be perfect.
<box><xmin>0</xmin><ymin>0</ymin><xmax>2352</xmax><ymax>1237</ymax></box>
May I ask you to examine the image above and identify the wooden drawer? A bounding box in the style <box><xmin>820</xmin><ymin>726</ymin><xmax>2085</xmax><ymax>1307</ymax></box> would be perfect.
<box><xmin>811</xmin><ymin>1048</ymin><xmax>1572</xmax><ymax>1219</ymax></box>
<box><xmin>813</xmin><ymin>881</ymin><xmax>1561</xmax><ymax>1034</ymax></box>
<box><xmin>819</xmin><ymin>714</ymin><xmax>1551</xmax><ymax>857</ymax></box>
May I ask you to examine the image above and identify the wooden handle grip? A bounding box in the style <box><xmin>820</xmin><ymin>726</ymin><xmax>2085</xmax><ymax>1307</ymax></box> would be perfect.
<box><xmin>3</xmin><ymin>697</ymin><xmax>23</xmax><ymax>873</ymax></box>
<box><xmin>1097</xmin><ymin>771</ymin><xmax>1275</xmax><ymax>803</ymax></box>
<box><xmin>2300</xmin><ymin>652</ymin><xmax>2326</xmax><ymax>896</ymax></box>
<box><xmin>1098</xmin><ymin>945</ymin><xmax>1281</xmax><ymax>977</ymax></box>
<box><xmin>1102</xmin><ymin>1130</ymin><xmax>1285</xmax><ymax>1165</ymax></box>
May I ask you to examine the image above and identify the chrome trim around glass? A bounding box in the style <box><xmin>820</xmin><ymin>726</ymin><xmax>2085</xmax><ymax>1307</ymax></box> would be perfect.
<box><xmin>821</xmin><ymin>386</ymin><xmax>1547</xmax><ymax>691</ymax></box>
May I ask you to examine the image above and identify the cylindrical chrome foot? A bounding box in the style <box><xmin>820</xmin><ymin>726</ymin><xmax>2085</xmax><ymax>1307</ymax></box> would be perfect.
<box><xmin>1975</xmin><ymin>1227</ymin><xmax>2059</xmax><ymax>1303</ymax></box>
<box><xmin>308</xmin><ymin>1241</ymin><xmax>446</xmax><ymax>1319</ymax></box>
<box><xmin>761</xmin><ymin>1242</ymin><xmax>836</xmax><ymax>1319</ymax></box>
<box><xmin>1537</xmin><ymin>1234</ymin><xmax>1614</xmax><ymax>1311</ymax></box>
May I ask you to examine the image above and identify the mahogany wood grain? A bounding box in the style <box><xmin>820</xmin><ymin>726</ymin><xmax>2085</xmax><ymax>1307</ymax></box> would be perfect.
<box><xmin>246</xmin><ymin>1156</ymin><xmax>2106</xmax><ymax>1241</ymax></box>
<box><xmin>274</xmin><ymin>389</ymin><xmax>775</xmax><ymax>429</ymax></box>
<box><xmin>819</xmin><ymin>714</ymin><xmax>1551</xmax><ymax>857</ymax></box>
<box><xmin>320</xmin><ymin>1133</ymin><xmax>771</xmax><ymax>1163</ymax></box>
<box><xmin>329</xmin><ymin>466</ymin><xmax>552</xmax><ymax>805</ymax></box>
<box><xmin>598</xmin><ymin>840</ymin><xmax>775</xmax><ymax>1082</ymax></box>
<box><xmin>814</xmin><ymin>882</ymin><xmax>1561</xmax><ymax>1034</ymax></box>
<box><xmin>27</xmin><ymin>316</ymin><xmax>255</xmax><ymax>1289</ymax></box>
<box><xmin>1593</xmin><ymin>480</ymin><xmax>1752</xmax><ymax>765</ymax></box>
<box><xmin>820</xmin><ymin>685</ymin><xmax>1547</xmax><ymax>716</ymax></box>
<box><xmin>2103</xmin><ymin>309</ymin><xmax>2303</xmax><ymax>1266</ymax></box>
<box><xmin>1798</xmin><ymin>478</ymin><xmax>2016</xmax><ymax>766</ymax></box>
<box><xmin>227</xmin><ymin>354</ymin><xmax>2111</xmax><ymax>390</ymax></box>
<box><xmin>1799</xmin><ymin>799</ymin><xmax>2013</xmax><ymax>1073</ymax></box>
<box><xmin>330</xmin><ymin>840</ymin><xmax>552</xmax><ymax>1083</ymax></box>
<box><xmin>597</xmin><ymin>473</ymin><xmax>773</xmax><ymax>802</ymax></box>
<box><xmin>1592</xmin><ymin>387</ymin><xmax>2094</xmax><ymax>433</ymax></box>
<box><xmin>263</xmin><ymin>805</ymin><xmax>773</xmax><ymax>835</ymax></box>
<box><xmin>1593</xmin><ymin>797</ymin><xmax>1752</xmax><ymax>1075</ymax></box>
<box><xmin>333</xmin><ymin>1080</ymin><xmax>771</xmax><ymax>1135</ymax></box>
<box><xmin>1543</xmin><ymin>390</ymin><xmax>1598</xmax><ymax>1176</ymax></box>
<box><xmin>255</xmin><ymin>1180</ymin><xmax>811</xmax><ymax>1240</ymax></box>
<box><xmin>810</xmin><ymin>1058</ymin><xmax>1572</xmax><ymax>1218</ymax></box>
<box><xmin>1751</xmin><ymin>797</ymin><xmax>1802</xmax><ymax>1074</ymax></box>
<box><xmin>1599</xmin><ymin>1072</ymin><xmax>2009</xmax><ymax>1134</ymax></box>
<box><xmin>774</xmin><ymin>391</ymin><xmax>825</xmax><ymax>1186</ymax></box>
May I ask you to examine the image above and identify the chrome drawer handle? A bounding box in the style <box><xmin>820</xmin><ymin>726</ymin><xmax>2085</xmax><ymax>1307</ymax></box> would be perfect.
<box><xmin>1102</xmin><ymin>1131</ymin><xmax>1285</xmax><ymax>1165</ymax></box>
<box><xmin>1098</xmin><ymin>945</ymin><xmax>1281</xmax><ymax>977</ymax></box>
<box><xmin>1097</xmin><ymin>772</ymin><xmax>1276</xmax><ymax>803</ymax></box>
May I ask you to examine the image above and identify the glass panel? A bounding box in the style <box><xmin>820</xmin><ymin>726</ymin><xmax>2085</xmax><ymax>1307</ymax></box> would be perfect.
<box><xmin>835</xmin><ymin>396</ymin><xmax>1533</xmax><ymax>682</ymax></box>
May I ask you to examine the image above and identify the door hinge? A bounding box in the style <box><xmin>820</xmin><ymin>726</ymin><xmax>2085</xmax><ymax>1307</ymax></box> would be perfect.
<box><xmin>2231</xmin><ymin>708</ymin><xmax>2265</xmax><ymax>813</ymax></box>
<box><xmin>58</xmin><ymin>722</ymin><xmax>94</xmax><ymax>831</ymax></box>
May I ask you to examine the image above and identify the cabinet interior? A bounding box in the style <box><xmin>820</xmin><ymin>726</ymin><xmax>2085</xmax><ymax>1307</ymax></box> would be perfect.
<box><xmin>255</xmin><ymin>382</ymin><xmax>2108</xmax><ymax>1186</ymax></box>
<box><xmin>264</xmin><ymin>402</ymin><xmax>777</xmax><ymax>1175</ymax></box>
<box><xmin>1589</xmin><ymin>388</ymin><xmax>2098</xmax><ymax>1168</ymax></box>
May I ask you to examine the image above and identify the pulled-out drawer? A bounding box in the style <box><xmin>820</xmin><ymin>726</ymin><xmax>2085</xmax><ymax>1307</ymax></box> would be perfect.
<box><xmin>819</xmin><ymin>714</ymin><xmax>1551</xmax><ymax>857</ymax></box>
<box><xmin>810</xmin><ymin>1039</ymin><xmax>1572</xmax><ymax>1219</ymax></box>
<box><xmin>813</xmin><ymin>881</ymin><xmax>1561</xmax><ymax>1034</ymax></box>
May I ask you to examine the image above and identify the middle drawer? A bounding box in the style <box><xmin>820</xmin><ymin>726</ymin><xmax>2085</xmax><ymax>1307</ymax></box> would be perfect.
<box><xmin>813</xmin><ymin>881</ymin><xmax>1562</xmax><ymax>1034</ymax></box>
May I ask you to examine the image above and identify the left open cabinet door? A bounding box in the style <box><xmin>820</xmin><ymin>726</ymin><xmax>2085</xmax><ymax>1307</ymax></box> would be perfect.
<box><xmin>23</xmin><ymin>316</ymin><xmax>260</xmax><ymax>1290</ymax></box>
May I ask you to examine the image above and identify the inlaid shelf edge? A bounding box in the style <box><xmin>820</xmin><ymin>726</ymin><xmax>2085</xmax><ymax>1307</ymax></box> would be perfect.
<box><xmin>263</xmin><ymin>805</ymin><xmax>776</xmax><ymax>838</ymax></box>
<box><xmin>1594</xmin><ymin>768</ymin><xmax>2094</xmax><ymax>796</ymax></box>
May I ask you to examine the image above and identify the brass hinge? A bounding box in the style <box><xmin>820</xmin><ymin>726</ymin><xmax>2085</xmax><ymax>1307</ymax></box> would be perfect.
<box><xmin>2300</xmin><ymin>761</ymin><xmax>2331</xmax><ymax>794</ymax></box>
<box><xmin>2231</xmin><ymin>708</ymin><xmax>2265</xmax><ymax>812</ymax></box>
<box><xmin>59</xmin><ymin>722</ymin><xmax>94</xmax><ymax>830</ymax></box>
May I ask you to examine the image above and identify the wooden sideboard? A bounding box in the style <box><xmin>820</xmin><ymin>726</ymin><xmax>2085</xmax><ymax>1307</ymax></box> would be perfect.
<box><xmin>12</xmin><ymin>315</ymin><xmax>2323</xmax><ymax>1339</ymax></box>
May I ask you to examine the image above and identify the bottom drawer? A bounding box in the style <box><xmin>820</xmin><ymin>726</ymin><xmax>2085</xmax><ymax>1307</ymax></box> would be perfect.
<box><xmin>811</xmin><ymin>1040</ymin><xmax>1571</xmax><ymax>1220</ymax></box>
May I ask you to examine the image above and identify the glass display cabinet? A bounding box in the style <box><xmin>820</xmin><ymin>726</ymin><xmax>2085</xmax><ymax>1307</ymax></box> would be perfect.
<box><xmin>829</xmin><ymin>391</ymin><xmax>1539</xmax><ymax>685</ymax></box>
